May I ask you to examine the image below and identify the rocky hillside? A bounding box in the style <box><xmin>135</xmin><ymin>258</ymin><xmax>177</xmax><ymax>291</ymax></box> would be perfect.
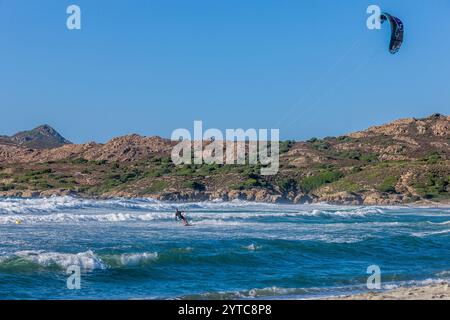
<box><xmin>0</xmin><ymin>114</ymin><xmax>449</xmax><ymax>205</ymax></box>
<box><xmin>1</xmin><ymin>125</ymin><xmax>72</xmax><ymax>149</ymax></box>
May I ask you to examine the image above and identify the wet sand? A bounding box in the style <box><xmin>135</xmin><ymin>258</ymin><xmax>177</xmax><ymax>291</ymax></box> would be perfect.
<box><xmin>329</xmin><ymin>282</ymin><xmax>449</xmax><ymax>300</ymax></box>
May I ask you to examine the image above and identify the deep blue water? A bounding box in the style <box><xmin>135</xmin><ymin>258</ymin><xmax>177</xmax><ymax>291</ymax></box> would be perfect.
<box><xmin>0</xmin><ymin>197</ymin><xmax>449</xmax><ymax>300</ymax></box>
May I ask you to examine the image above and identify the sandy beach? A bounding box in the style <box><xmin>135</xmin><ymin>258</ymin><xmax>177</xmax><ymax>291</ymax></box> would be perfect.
<box><xmin>329</xmin><ymin>282</ymin><xmax>450</xmax><ymax>300</ymax></box>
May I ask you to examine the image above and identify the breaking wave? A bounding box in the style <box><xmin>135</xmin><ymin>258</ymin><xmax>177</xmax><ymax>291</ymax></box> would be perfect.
<box><xmin>296</xmin><ymin>207</ymin><xmax>386</xmax><ymax>218</ymax></box>
<box><xmin>0</xmin><ymin>196</ymin><xmax>394</xmax><ymax>225</ymax></box>
<box><xmin>0</xmin><ymin>250</ymin><xmax>107</xmax><ymax>271</ymax></box>
<box><xmin>0</xmin><ymin>196</ymin><xmax>281</xmax><ymax>215</ymax></box>
<box><xmin>0</xmin><ymin>210</ymin><xmax>383</xmax><ymax>224</ymax></box>
<box><xmin>103</xmin><ymin>252</ymin><xmax>159</xmax><ymax>267</ymax></box>
<box><xmin>0</xmin><ymin>250</ymin><xmax>159</xmax><ymax>271</ymax></box>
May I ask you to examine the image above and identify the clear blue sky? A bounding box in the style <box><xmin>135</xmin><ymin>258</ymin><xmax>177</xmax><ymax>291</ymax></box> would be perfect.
<box><xmin>1</xmin><ymin>0</ymin><xmax>449</xmax><ymax>143</ymax></box>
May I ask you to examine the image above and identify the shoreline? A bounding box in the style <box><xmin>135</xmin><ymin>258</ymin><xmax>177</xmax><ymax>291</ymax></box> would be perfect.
<box><xmin>326</xmin><ymin>282</ymin><xmax>449</xmax><ymax>300</ymax></box>
<box><xmin>0</xmin><ymin>193</ymin><xmax>449</xmax><ymax>208</ymax></box>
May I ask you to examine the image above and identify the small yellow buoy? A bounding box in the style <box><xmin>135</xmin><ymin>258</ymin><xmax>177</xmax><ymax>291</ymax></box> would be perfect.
<box><xmin>15</xmin><ymin>220</ymin><xmax>22</xmax><ymax>225</ymax></box>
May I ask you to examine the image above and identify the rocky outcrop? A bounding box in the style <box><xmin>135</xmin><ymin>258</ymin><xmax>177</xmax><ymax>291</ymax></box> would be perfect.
<box><xmin>0</xmin><ymin>185</ymin><xmax>441</xmax><ymax>206</ymax></box>
<box><xmin>0</xmin><ymin>114</ymin><xmax>449</xmax><ymax>205</ymax></box>
<box><xmin>0</xmin><ymin>188</ymin><xmax>78</xmax><ymax>198</ymax></box>
<box><xmin>316</xmin><ymin>192</ymin><xmax>363</xmax><ymax>205</ymax></box>
<box><xmin>82</xmin><ymin>135</ymin><xmax>173</xmax><ymax>162</ymax></box>
<box><xmin>6</xmin><ymin>125</ymin><xmax>72</xmax><ymax>149</ymax></box>
<box><xmin>293</xmin><ymin>193</ymin><xmax>314</xmax><ymax>204</ymax></box>
<box><xmin>362</xmin><ymin>192</ymin><xmax>405</xmax><ymax>206</ymax></box>
<box><xmin>0</xmin><ymin>136</ymin><xmax>173</xmax><ymax>164</ymax></box>
<box><xmin>349</xmin><ymin>114</ymin><xmax>450</xmax><ymax>139</ymax></box>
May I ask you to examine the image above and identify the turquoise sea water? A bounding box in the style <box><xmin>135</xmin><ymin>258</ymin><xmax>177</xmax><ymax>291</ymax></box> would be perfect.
<box><xmin>0</xmin><ymin>197</ymin><xmax>449</xmax><ymax>300</ymax></box>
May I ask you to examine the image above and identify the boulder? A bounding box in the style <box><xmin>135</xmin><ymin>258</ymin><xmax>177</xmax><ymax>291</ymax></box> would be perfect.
<box><xmin>318</xmin><ymin>192</ymin><xmax>363</xmax><ymax>205</ymax></box>
<box><xmin>293</xmin><ymin>193</ymin><xmax>314</xmax><ymax>204</ymax></box>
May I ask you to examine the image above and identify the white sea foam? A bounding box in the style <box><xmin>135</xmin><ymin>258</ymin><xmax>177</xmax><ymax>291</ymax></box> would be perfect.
<box><xmin>183</xmin><ymin>286</ymin><xmax>310</xmax><ymax>299</ymax></box>
<box><xmin>1</xmin><ymin>196</ymin><xmax>449</xmax><ymax>218</ymax></box>
<box><xmin>382</xmin><ymin>284</ymin><xmax>399</xmax><ymax>290</ymax></box>
<box><xmin>412</xmin><ymin>229</ymin><xmax>450</xmax><ymax>238</ymax></box>
<box><xmin>0</xmin><ymin>212</ymin><xmax>284</xmax><ymax>225</ymax></box>
<box><xmin>180</xmin><ymin>285</ymin><xmax>365</xmax><ymax>300</ymax></box>
<box><xmin>0</xmin><ymin>196</ymin><xmax>281</xmax><ymax>215</ymax></box>
<box><xmin>427</xmin><ymin>220</ymin><xmax>450</xmax><ymax>225</ymax></box>
<box><xmin>118</xmin><ymin>252</ymin><xmax>159</xmax><ymax>266</ymax></box>
<box><xmin>0</xmin><ymin>250</ymin><xmax>161</xmax><ymax>270</ymax></box>
<box><xmin>436</xmin><ymin>270</ymin><xmax>450</xmax><ymax>278</ymax></box>
<box><xmin>403</xmin><ymin>278</ymin><xmax>449</xmax><ymax>286</ymax></box>
<box><xmin>189</xmin><ymin>278</ymin><xmax>450</xmax><ymax>300</ymax></box>
<box><xmin>0</xmin><ymin>206</ymin><xmax>390</xmax><ymax>225</ymax></box>
<box><xmin>191</xmin><ymin>219</ymin><xmax>250</xmax><ymax>226</ymax></box>
<box><xmin>0</xmin><ymin>212</ymin><xmax>171</xmax><ymax>224</ymax></box>
<box><xmin>298</xmin><ymin>207</ymin><xmax>385</xmax><ymax>218</ymax></box>
<box><xmin>243</xmin><ymin>244</ymin><xmax>260</xmax><ymax>251</ymax></box>
<box><xmin>13</xmin><ymin>250</ymin><xmax>107</xmax><ymax>270</ymax></box>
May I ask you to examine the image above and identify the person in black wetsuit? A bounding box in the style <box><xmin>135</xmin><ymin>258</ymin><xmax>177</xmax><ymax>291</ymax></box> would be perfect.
<box><xmin>175</xmin><ymin>209</ymin><xmax>188</xmax><ymax>225</ymax></box>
